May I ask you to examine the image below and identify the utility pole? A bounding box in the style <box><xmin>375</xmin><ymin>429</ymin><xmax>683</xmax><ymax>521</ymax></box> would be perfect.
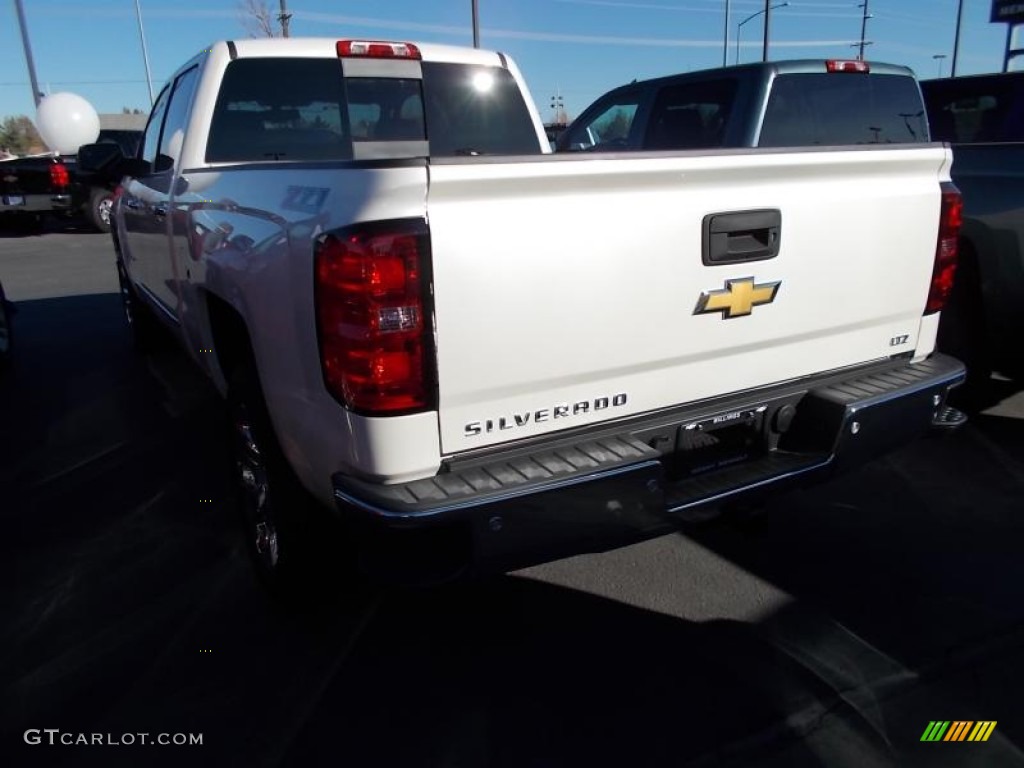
<box><xmin>951</xmin><ymin>0</ymin><xmax>964</xmax><ymax>76</ymax></box>
<box><xmin>471</xmin><ymin>0</ymin><xmax>480</xmax><ymax>48</ymax></box>
<box><xmin>13</xmin><ymin>0</ymin><xmax>43</xmax><ymax>107</ymax></box>
<box><xmin>550</xmin><ymin>90</ymin><xmax>565</xmax><ymax>125</ymax></box>
<box><xmin>278</xmin><ymin>0</ymin><xmax>291</xmax><ymax>37</ymax></box>
<box><xmin>762</xmin><ymin>0</ymin><xmax>771</xmax><ymax>62</ymax></box>
<box><xmin>857</xmin><ymin>0</ymin><xmax>871</xmax><ymax>60</ymax></box>
<box><xmin>133</xmin><ymin>0</ymin><xmax>155</xmax><ymax>106</ymax></box>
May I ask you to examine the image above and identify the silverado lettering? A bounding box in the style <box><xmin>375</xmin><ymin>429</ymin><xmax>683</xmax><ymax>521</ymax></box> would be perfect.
<box><xmin>464</xmin><ymin>393</ymin><xmax>629</xmax><ymax>437</ymax></box>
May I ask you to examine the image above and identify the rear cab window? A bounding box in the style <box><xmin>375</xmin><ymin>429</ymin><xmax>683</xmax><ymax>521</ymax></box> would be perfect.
<box><xmin>206</xmin><ymin>58</ymin><xmax>350</xmax><ymax>163</ymax></box>
<box><xmin>644</xmin><ymin>78</ymin><xmax>738</xmax><ymax>150</ymax></box>
<box><xmin>759</xmin><ymin>72</ymin><xmax>928</xmax><ymax>146</ymax></box>
<box><xmin>205</xmin><ymin>55</ymin><xmax>541</xmax><ymax>163</ymax></box>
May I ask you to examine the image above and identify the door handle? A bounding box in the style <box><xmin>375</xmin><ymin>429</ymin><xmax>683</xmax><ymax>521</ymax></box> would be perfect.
<box><xmin>124</xmin><ymin>200</ymin><xmax>141</xmax><ymax>210</ymax></box>
<box><xmin>153</xmin><ymin>205</ymin><xmax>168</xmax><ymax>218</ymax></box>
<box><xmin>702</xmin><ymin>209</ymin><xmax>781</xmax><ymax>265</ymax></box>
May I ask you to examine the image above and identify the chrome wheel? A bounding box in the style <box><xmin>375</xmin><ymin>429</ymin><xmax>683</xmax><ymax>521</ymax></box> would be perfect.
<box><xmin>97</xmin><ymin>196</ymin><xmax>113</xmax><ymax>227</ymax></box>
<box><xmin>235</xmin><ymin>411</ymin><xmax>280</xmax><ymax>572</ymax></box>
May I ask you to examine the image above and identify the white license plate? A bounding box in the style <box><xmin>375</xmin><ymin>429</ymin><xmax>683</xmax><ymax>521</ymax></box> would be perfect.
<box><xmin>2</xmin><ymin>195</ymin><xmax>24</xmax><ymax>206</ymax></box>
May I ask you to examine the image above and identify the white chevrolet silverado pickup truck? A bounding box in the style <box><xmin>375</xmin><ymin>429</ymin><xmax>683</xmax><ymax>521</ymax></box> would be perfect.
<box><xmin>86</xmin><ymin>38</ymin><xmax>966</xmax><ymax>593</ymax></box>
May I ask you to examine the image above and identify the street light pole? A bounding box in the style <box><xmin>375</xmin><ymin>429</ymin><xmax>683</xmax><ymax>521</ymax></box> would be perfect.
<box><xmin>762</xmin><ymin>0</ymin><xmax>771</xmax><ymax>62</ymax></box>
<box><xmin>951</xmin><ymin>0</ymin><xmax>964</xmax><ymax>76</ymax></box>
<box><xmin>472</xmin><ymin>0</ymin><xmax>480</xmax><ymax>48</ymax></box>
<box><xmin>134</xmin><ymin>0</ymin><xmax>155</xmax><ymax>106</ymax></box>
<box><xmin>12</xmin><ymin>0</ymin><xmax>42</xmax><ymax>107</ymax></box>
<box><xmin>736</xmin><ymin>2</ymin><xmax>788</xmax><ymax>66</ymax></box>
<box><xmin>933</xmin><ymin>53</ymin><xmax>947</xmax><ymax>77</ymax></box>
<box><xmin>722</xmin><ymin>0</ymin><xmax>731</xmax><ymax>67</ymax></box>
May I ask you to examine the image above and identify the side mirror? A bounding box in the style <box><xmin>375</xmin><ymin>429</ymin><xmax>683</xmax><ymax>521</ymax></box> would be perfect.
<box><xmin>153</xmin><ymin>154</ymin><xmax>175</xmax><ymax>173</ymax></box>
<box><xmin>117</xmin><ymin>157</ymin><xmax>153</xmax><ymax>178</ymax></box>
<box><xmin>77</xmin><ymin>142</ymin><xmax>124</xmax><ymax>173</ymax></box>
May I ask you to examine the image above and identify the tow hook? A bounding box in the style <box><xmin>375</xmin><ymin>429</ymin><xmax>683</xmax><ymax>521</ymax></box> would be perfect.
<box><xmin>932</xmin><ymin>403</ymin><xmax>968</xmax><ymax>430</ymax></box>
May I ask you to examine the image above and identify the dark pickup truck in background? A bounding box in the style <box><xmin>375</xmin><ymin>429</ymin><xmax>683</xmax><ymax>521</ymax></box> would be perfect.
<box><xmin>555</xmin><ymin>59</ymin><xmax>929</xmax><ymax>152</ymax></box>
<box><xmin>922</xmin><ymin>71</ymin><xmax>1024</xmax><ymax>399</ymax></box>
<box><xmin>0</xmin><ymin>153</ymin><xmax>73</xmax><ymax>230</ymax></box>
<box><xmin>0</xmin><ymin>128</ymin><xmax>142</xmax><ymax>232</ymax></box>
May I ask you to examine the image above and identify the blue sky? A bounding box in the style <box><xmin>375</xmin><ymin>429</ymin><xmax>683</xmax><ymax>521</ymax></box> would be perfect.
<box><xmin>0</xmin><ymin>0</ymin><xmax>1017</xmax><ymax>125</ymax></box>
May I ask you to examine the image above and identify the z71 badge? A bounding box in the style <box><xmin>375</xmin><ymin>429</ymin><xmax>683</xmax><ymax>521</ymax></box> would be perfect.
<box><xmin>695</xmin><ymin>277</ymin><xmax>780</xmax><ymax>319</ymax></box>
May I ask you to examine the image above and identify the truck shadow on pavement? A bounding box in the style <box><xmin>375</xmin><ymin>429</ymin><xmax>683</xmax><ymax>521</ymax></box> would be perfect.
<box><xmin>0</xmin><ymin>215</ymin><xmax>99</xmax><ymax>238</ymax></box>
<box><xmin>3</xmin><ymin>293</ymin><xmax>1024</xmax><ymax>767</ymax></box>
<box><xmin>678</xmin><ymin>408</ymin><xmax>1024</xmax><ymax>766</ymax></box>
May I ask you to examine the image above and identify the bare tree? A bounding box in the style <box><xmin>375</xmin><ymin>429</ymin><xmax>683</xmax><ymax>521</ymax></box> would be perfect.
<box><xmin>0</xmin><ymin>115</ymin><xmax>43</xmax><ymax>155</ymax></box>
<box><xmin>239</xmin><ymin>0</ymin><xmax>279</xmax><ymax>38</ymax></box>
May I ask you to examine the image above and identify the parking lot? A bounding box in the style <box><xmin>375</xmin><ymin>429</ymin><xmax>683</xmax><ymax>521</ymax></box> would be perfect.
<box><xmin>3</xmin><ymin>221</ymin><xmax>1024</xmax><ymax>767</ymax></box>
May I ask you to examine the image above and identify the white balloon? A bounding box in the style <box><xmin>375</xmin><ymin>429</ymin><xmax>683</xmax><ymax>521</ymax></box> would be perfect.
<box><xmin>36</xmin><ymin>92</ymin><xmax>101</xmax><ymax>155</ymax></box>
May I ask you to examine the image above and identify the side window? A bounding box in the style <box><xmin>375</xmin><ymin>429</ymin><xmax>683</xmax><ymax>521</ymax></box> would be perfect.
<box><xmin>644</xmin><ymin>79</ymin><xmax>738</xmax><ymax>150</ymax></box>
<box><xmin>140</xmin><ymin>86</ymin><xmax>171</xmax><ymax>165</ymax></box>
<box><xmin>926</xmin><ymin>81</ymin><xmax>1024</xmax><ymax>144</ymax></box>
<box><xmin>947</xmin><ymin>95</ymin><xmax>999</xmax><ymax>143</ymax></box>
<box><xmin>157</xmin><ymin>67</ymin><xmax>199</xmax><ymax>171</ymax></box>
<box><xmin>564</xmin><ymin>97</ymin><xmax>640</xmax><ymax>151</ymax></box>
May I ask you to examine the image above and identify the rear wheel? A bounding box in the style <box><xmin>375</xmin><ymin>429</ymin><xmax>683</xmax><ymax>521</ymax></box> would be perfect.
<box><xmin>227</xmin><ymin>357</ymin><xmax>354</xmax><ymax>604</ymax></box>
<box><xmin>0</xmin><ymin>288</ymin><xmax>12</xmax><ymax>369</ymax></box>
<box><xmin>937</xmin><ymin>246</ymin><xmax>989</xmax><ymax>409</ymax></box>
<box><xmin>88</xmin><ymin>187</ymin><xmax>114</xmax><ymax>233</ymax></box>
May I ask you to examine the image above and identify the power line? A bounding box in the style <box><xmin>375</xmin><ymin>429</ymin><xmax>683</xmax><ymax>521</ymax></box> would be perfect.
<box><xmin>0</xmin><ymin>80</ymin><xmax>158</xmax><ymax>86</ymax></box>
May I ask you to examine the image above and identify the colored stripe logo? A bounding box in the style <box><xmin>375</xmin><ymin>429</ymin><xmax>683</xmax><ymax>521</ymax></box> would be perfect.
<box><xmin>920</xmin><ymin>721</ymin><xmax>997</xmax><ymax>742</ymax></box>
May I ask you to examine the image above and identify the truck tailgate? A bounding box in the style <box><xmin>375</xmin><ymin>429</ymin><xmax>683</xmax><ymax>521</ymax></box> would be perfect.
<box><xmin>426</xmin><ymin>146</ymin><xmax>950</xmax><ymax>454</ymax></box>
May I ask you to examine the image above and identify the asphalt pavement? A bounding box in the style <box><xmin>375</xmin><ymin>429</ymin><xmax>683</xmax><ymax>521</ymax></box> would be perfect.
<box><xmin>2</xmin><ymin>219</ymin><xmax>1024</xmax><ymax>768</ymax></box>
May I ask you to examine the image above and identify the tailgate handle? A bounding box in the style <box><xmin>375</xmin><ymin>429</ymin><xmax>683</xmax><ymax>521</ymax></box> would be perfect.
<box><xmin>702</xmin><ymin>209</ymin><xmax>781</xmax><ymax>265</ymax></box>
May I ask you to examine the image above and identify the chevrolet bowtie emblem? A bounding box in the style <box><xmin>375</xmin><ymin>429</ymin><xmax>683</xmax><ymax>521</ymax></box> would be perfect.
<box><xmin>695</xmin><ymin>277</ymin><xmax>780</xmax><ymax>319</ymax></box>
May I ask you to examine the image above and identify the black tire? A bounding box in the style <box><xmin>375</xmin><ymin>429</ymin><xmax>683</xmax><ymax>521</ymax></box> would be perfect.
<box><xmin>88</xmin><ymin>187</ymin><xmax>114</xmax><ymax>233</ymax></box>
<box><xmin>0</xmin><ymin>289</ymin><xmax>12</xmax><ymax>369</ymax></box>
<box><xmin>227</xmin><ymin>357</ymin><xmax>352</xmax><ymax>604</ymax></box>
<box><xmin>116</xmin><ymin>259</ymin><xmax>163</xmax><ymax>352</ymax></box>
<box><xmin>937</xmin><ymin>247</ymin><xmax>989</xmax><ymax>409</ymax></box>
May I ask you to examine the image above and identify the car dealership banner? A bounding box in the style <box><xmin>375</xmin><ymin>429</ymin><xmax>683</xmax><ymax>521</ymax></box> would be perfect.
<box><xmin>992</xmin><ymin>0</ymin><xmax>1024</xmax><ymax>23</ymax></box>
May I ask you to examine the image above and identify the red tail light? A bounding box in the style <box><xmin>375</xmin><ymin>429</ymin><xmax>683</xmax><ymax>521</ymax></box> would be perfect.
<box><xmin>315</xmin><ymin>219</ymin><xmax>434</xmax><ymax>414</ymax></box>
<box><xmin>925</xmin><ymin>181</ymin><xmax>963</xmax><ymax>315</ymax></box>
<box><xmin>50</xmin><ymin>162</ymin><xmax>70</xmax><ymax>188</ymax></box>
